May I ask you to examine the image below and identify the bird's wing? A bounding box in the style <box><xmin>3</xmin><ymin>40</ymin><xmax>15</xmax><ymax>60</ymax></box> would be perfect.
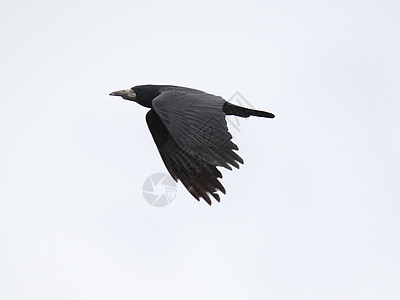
<box><xmin>146</xmin><ymin>90</ymin><xmax>243</xmax><ymax>205</ymax></box>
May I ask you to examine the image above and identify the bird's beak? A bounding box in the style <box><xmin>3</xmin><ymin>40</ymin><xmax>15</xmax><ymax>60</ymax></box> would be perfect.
<box><xmin>109</xmin><ymin>89</ymin><xmax>136</xmax><ymax>100</ymax></box>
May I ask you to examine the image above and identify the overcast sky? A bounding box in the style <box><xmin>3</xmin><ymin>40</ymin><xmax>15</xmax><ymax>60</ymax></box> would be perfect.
<box><xmin>1</xmin><ymin>0</ymin><xmax>399</xmax><ymax>299</ymax></box>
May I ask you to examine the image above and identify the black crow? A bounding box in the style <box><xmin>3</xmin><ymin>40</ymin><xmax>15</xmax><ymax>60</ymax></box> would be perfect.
<box><xmin>110</xmin><ymin>85</ymin><xmax>274</xmax><ymax>205</ymax></box>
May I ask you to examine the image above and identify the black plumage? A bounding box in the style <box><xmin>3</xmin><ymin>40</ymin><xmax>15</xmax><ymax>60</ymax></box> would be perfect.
<box><xmin>110</xmin><ymin>85</ymin><xmax>274</xmax><ymax>205</ymax></box>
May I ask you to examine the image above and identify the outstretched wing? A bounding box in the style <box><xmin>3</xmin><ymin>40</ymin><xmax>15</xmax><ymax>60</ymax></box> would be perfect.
<box><xmin>145</xmin><ymin>90</ymin><xmax>243</xmax><ymax>205</ymax></box>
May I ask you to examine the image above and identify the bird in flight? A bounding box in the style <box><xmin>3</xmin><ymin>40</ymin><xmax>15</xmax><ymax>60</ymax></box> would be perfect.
<box><xmin>110</xmin><ymin>85</ymin><xmax>274</xmax><ymax>205</ymax></box>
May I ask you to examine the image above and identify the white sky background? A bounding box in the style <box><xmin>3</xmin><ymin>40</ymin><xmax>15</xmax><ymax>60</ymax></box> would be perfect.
<box><xmin>1</xmin><ymin>0</ymin><xmax>399</xmax><ymax>299</ymax></box>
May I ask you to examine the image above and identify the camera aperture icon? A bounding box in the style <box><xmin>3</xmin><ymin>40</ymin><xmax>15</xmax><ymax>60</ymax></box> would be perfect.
<box><xmin>142</xmin><ymin>173</ymin><xmax>177</xmax><ymax>207</ymax></box>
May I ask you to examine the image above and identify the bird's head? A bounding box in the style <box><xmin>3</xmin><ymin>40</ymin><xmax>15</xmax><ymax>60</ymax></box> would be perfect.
<box><xmin>109</xmin><ymin>88</ymin><xmax>137</xmax><ymax>101</ymax></box>
<box><xmin>110</xmin><ymin>85</ymin><xmax>161</xmax><ymax>108</ymax></box>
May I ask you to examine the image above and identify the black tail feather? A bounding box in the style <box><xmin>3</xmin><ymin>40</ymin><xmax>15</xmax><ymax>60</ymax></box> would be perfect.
<box><xmin>222</xmin><ymin>102</ymin><xmax>275</xmax><ymax>118</ymax></box>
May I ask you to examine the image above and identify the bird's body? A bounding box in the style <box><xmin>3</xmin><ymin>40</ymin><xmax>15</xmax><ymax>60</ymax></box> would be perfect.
<box><xmin>110</xmin><ymin>85</ymin><xmax>274</xmax><ymax>205</ymax></box>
